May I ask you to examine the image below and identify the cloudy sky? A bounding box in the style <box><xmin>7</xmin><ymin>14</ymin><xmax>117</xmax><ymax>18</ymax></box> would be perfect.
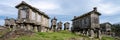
<box><xmin>0</xmin><ymin>0</ymin><xmax>120</xmax><ymax>26</ymax></box>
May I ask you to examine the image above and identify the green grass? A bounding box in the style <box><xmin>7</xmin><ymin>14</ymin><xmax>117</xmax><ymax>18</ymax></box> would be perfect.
<box><xmin>101</xmin><ymin>35</ymin><xmax>116</xmax><ymax>40</ymax></box>
<box><xmin>14</xmin><ymin>31</ymin><xmax>81</xmax><ymax>40</ymax></box>
<box><xmin>0</xmin><ymin>29</ymin><xmax>10</xmax><ymax>37</ymax></box>
<box><xmin>13</xmin><ymin>30</ymin><xmax>116</xmax><ymax>40</ymax></box>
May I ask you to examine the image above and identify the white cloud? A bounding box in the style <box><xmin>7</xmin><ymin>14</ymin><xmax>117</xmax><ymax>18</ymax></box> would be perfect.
<box><xmin>23</xmin><ymin>0</ymin><xmax>63</xmax><ymax>15</ymax></box>
<box><xmin>1</xmin><ymin>0</ymin><xmax>120</xmax><ymax>16</ymax></box>
<box><xmin>0</xmin><ymin>0</ymin><xmax>120</xmax><ymax>25</ymax></box>
<box><xmin>90</xmin><ymin>0</ymin><xmax>120</xmax><ymax>15</ymax></box>
<box><xmin>100</xmin><ymin>15</ymin><xmax>120</xmax><ymax>24</ymax></box>
<box><xmin>0</xmin><ymin>10</ymin><xmax>3</xmax><ymax>13</ymax></box>
<box><xmin>0</xmin><ymin>20</ymin><xmax>4</xmax><ymax>26</ymax></box>
<box><xmin>98</xmin><ymin>3</ymin><xmax>120</xmax><ymax>15</ymax></box>
<box><xmin>32</xmin><ymin>2</ymin><xmax>60</xmax><ymax>10</ymax></box>
<box><xmin>0</xmin><ymin>0</ymin><xmax>22</xmax><ymax>7</ymax></box>
<box><xmin>0</xmin><ymin>7</ymin><xmax>17</xmax><ymax>17</ymax></box>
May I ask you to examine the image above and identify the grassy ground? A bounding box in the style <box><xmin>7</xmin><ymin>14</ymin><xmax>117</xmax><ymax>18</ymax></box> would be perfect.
<box><xmin>14</xmin><ymin>31</ymin><xmax>81</xmax><ymax>40</ymax></box>
<box><xmin>0</xmin><ymin>29</ymin><xmax>10</xmax><ymax>37</ymax></box>
<box><xmin>10</xmin><ymin>30</ymin><xmax>116</xmax><ymax>40</ymax></box>
<box><xmin>101</xmin><ymin>35</ymin><xmax>116</xmax><ymax>40</ymax></box>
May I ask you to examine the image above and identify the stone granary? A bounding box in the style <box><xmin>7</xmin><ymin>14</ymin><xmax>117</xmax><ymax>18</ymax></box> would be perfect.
<box><xmin>64</xmin><ymin>22</ymin><xmax>70</xmax><ymax>30</ymax></box>
<box><xmin>71</xmin><ymin>7</ymin><xmax>101</xmax><ymax>38</ymax></box>
<box><xmin>100</xmin><ymin>22</ymin><xmax>111</xmax><ymax>35</ymax></box>
<box><xmin>0</xmin><ymin>26</ymin><xmax>6</xmax><ymax>30</ymax></box>
<box><xmin>57</xmin><ymin>21</ymin><xmax>62</xmax><ymax>31</ymax></box>
<box><xmin>5</xmin><ymin>18</ymin><xmax>16</xmax><ymax>31</ymax></box>
<box><xmin>51</xmin><ymin>17</ymin><xmax>57</xmax><ymax>32</ymax></box>
<box><xmin>5</xmin><ymin>1</ymin><xmax>50</xmax><ymax>32</ymax></box>
<box><xmin>0</xmin><ymin>25</ymin><xmax>4</xmax><ymax>27</ymax></box>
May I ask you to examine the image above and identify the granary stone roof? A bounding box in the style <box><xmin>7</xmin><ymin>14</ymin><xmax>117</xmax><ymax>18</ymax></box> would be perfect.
<box><xmin>5</xmin><ymin>18</ymin><xmax>16</xmax><ymax>25</ymax></box>
<box><xmin>52</xmin><ymin>17</ymin><xmax>57</xmax><ymax>20</ymax></box>
<box><xmin>64</xmin><ymin>22</ymin><xmax>70</xmax><ymax>25</ymax></box>
<box><xmin>15</xmin><ymin>1</ymin><xmax>50</xmax><ymax>19</ymax></box>
<box><xmin>100</xmin><ymin>22</ymin><xmax>112</xmax><ymax>25</ymax></box>
<box><xmin>72</xmin><ymin>7</ymin><xmax>101</xmax><ymax>21</ymax></box>
<box><xmin>0</xmin><ymin>27</ymin><xmax>5</xmax><ymax>30</ymax></box>
<box><xmin>51</xmin><ymin>17</ymin><xmax>57</xmax><ymax>22</ymax></box>
<box><xmin>58</xmin><ymin>21</ymin><xmax>62</xmax><ymax>24</ymax></box>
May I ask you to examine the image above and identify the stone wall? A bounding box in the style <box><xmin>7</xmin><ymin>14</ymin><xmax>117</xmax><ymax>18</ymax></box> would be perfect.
<box><xmin>71</xmin><ymin>7</ymin><xmax>101</xmax><ymax>38</ymax></box>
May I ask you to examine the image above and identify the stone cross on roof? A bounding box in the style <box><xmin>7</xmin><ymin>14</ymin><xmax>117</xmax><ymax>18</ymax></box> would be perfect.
<box><xmin>93</xmin><ymin>7</ymin><xmax>97</xmax><ymax>12</ymax></box>
<box><xmin>52</xmin><ymin>17</ymin><xmax>57</xmax><ymax>20</ymax></box>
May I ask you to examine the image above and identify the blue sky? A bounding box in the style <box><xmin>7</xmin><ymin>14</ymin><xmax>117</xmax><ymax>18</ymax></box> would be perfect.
<box><xmin>0</xmin><ymin>0</ymin><xmax>120</xmax><ymax>26</ymax></box>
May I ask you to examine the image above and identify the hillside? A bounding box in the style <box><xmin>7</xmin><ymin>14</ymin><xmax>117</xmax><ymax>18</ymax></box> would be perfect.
<box><xmin>8</xmin><ymin>31</ymin><xmax>116</xmax><ymax>40</ymax></box>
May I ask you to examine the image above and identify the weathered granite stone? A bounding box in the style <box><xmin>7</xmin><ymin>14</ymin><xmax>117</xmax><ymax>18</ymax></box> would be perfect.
<box><xmin>64</xmin><ymin>22</ymin><xmax>70</xmax><ymax>30</ymax></box>
<box><xmin>71</xmin><ymin>7</ymin><xmax>101</xmax><ymax>38</ymax></box>
<box><xmin>57</xmin><ymin>21</ymin><xmax>62</xmax><ymax>31</ymax></box>
<box><xmin>100</xmin><ymin>22</ymin><xmax>111</xmax><ymax>35</ymax></box>
<box><xmin>4</xmin><ymin>1</ymin><xmax>50</xmax><ymax>32</ymax></box>
<box><xmin>51</xmin><ymin>17</ymin><xmax>57</xmax><ymax>32</ymax></box>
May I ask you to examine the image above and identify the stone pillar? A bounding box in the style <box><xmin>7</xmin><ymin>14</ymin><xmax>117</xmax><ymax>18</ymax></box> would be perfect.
<box><xmin>8</xmin><ymin>25</ymin><xmax>11</xmax><ymax>31</ymax></box>
<box><xmin>53</xmin><ymin>26</ymin><xmax>56</xmax><ymax>32</ymax></box>
<box><xmin>87</xmin><ymin>30</ymin><xmax>89</xmax><ymax>36</ymax></box>
<box><xmin>41</xmin><ymin>26</ymin><xmax>45</xmax><ymax>32</ymax></box>
<box><xmin>79</xmin><ymin>30</ymin><xmax>82</xmax><ymax>34</ymax></box>
<box><xmin>12</xmin><ymin>25</ymin><xmax>16</xmax><ymax>31</ymax></box>
<box><xmin>90</xmin><ymin>29</ymin><xmax>94</xmax><ymax>38</ymax></box>
<box><xmin>23</xmin><ymin>25</ymin><xmax>26</xmax><ymax>30</ymax></box>
<box><xmin>85</xmin><ymin>29</ymin><xmax>88</xmax><ymax>35</ymax></box>
<box><xmin>21</xmin><ymin>24</ymin><xmax>24</xmax><ymax>29</ymax></box>
<box><xmin>34</xmin><ymin>26</ymin><xmax>38</xmax><ymax>32</ymax></box>
<box><xmin>16</xmin><ymin>25</ymin><xmax>18</xmax><ymax>29</ymax></box>
<box><xmin>46</xmin><ymin>27</ymin><xmax>49</xmax><ymax>32</ymax></box>
<box><xmin>83</xmin><ymin>30</ymin><xmax>85</xmax><ymax>35</ymax></box>
<box><xmin>41</xmin><ymin>27</ymin><xmax>43</xmax><ymax>32</ymax></box>
<box><xmin>31</xmin><ymin>25</ymin><xmax>34</xmax><ymax>31</ymax></box>
<box><xmin>38</xmin><ymin>25</ymin><xmax>41</xmax><ymax>32</ymax></box>
<box><xmin>57</xmin><ymin>27</ymin><xmax>61</xmax><ymax>31</ymax></box>
<box><xmin>44</xmin><ymin>27</ymin><xmax>47</xmax><ymax>32</ymax></box>
<box><xmin>88</xmin><ymin>29</ymin><xmax>90</xmax><ymax>36</ymax></box>
<box><xmin>22</xmin><ymin>24</ymin><xmax>26</xmax><ymax>30</ymax></box>
<box><xmin>17</xmin><ymin>25</ymin><xmax>20</xmax><ymax>29</ymax></box>
<box><xmin>51</xmin><ymin>25</ymin><xmax>56</xmax><ymax>32</ymax></box>
<box><xmin>30</xmin><ymin>25</ymin><xmax>33</xmax><ymax>30</ymax></box>
<box><xmin>97</xmin><ymin>29</ymin><xmax>101</xmax><ymax>39</ymax></box>
<box><xmin>27</xmin><ymin>24</ymin><xmax>31</xmax><ymax>30</ymax></box>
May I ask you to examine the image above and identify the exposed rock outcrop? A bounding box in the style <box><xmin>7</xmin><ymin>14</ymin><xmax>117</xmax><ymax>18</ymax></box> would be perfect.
<box><xmin>0</xmin><ymin>29</ymin><xmax>34</xmax><ymax>40</ymax></box>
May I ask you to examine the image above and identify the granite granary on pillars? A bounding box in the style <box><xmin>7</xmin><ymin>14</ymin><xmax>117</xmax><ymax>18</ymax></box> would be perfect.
<box><xmin>71</xmin><ymin>7</ymin><xmax>101</xmax><ymax>38</ymax></box>
<box><xmin>0</xmin><ymin>26</ymin><xmax>6</xmax><ymax>30</ymax></box>
<box><xmin>64</xmin><ymin>22</ymin><xmax>70</xmax><ymax>30</ymax></box>
<box><xmin>5</xmin><ymin>18</ymin><xmax>16</xmax><ymax>31</ymax></box>
<box><xmin>100</xmin><ymin>22</ymin><xmax>112</xmax><ymax>35</ymax></box>
<box><xmin>4</xmin><ymin>1</ymin><xmax>50</xmax><ymax>32</ymax></box>
<box><xmin>57</xmin><ymin>21</ymin><xmax>62</xmax><ymax>31</ymax></box>
<box><xmin>51</xmin><ymin>17</ymin><xmax>57</xmax><ymax>32</ymax></box>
